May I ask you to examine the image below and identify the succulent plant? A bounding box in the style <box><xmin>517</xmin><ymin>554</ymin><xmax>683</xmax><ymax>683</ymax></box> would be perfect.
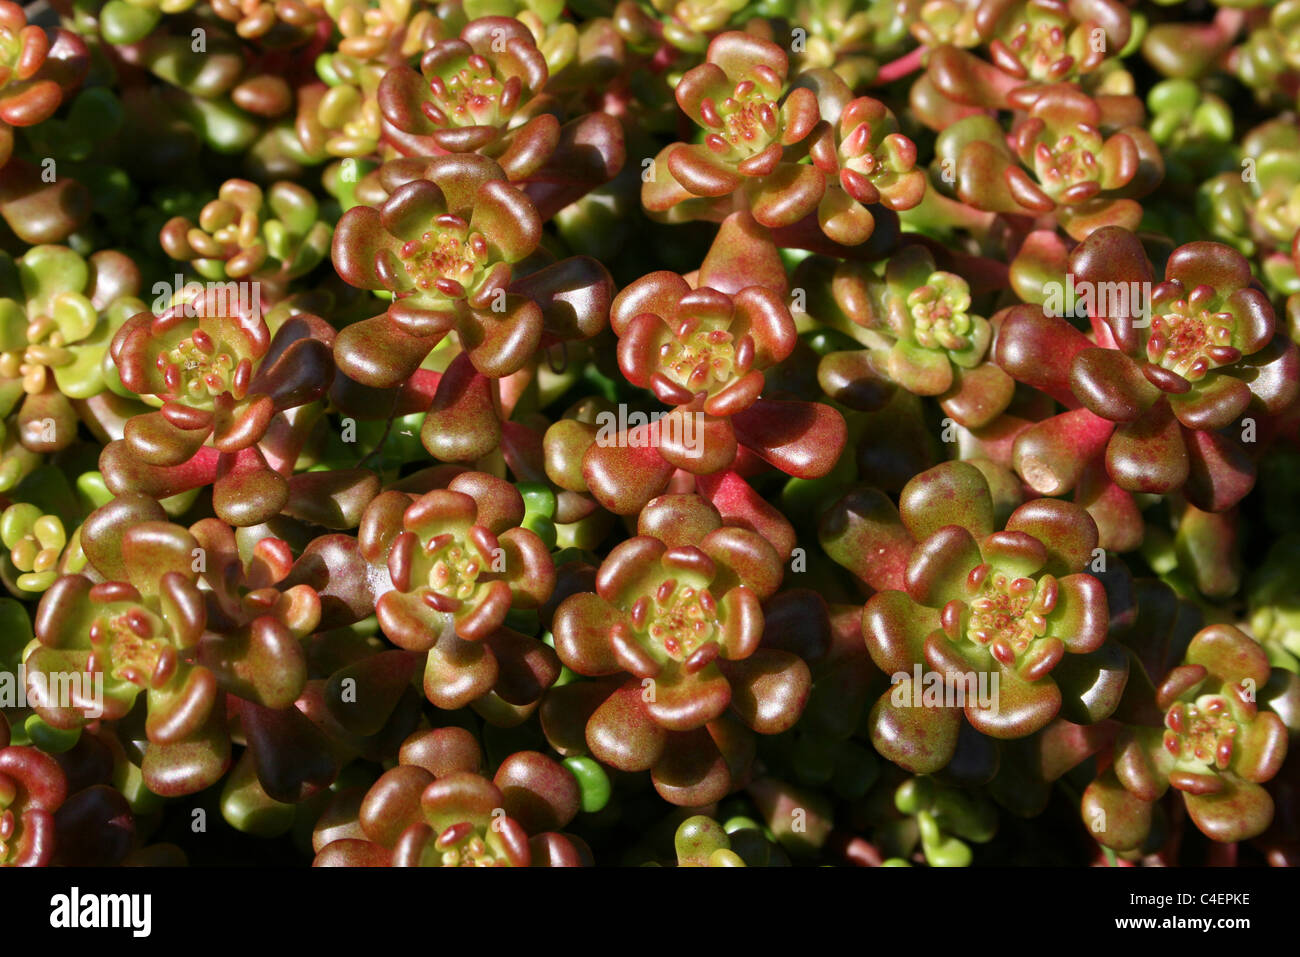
<box><xmin>996</xmin><ymin>227</ymin><xmax>1298</xmax><ymax>518</ymax></box>
<box><xmin>159</xmin><ymin>179</ymin><xmax>333</xmax><ymax>290</ymax></box>
<box><xmin>657</xmin><ymin>812</ymin><xmax>787</xmax><ymax>866</ymax></box>
<box><xmin>821</xmin><ymin>461</ymin><xmax>1119</xmax><ymax>772</ymax></box>
<box><xmin>934</xmin><ymin>85</ymin><xmax>1161</xmax><ymax>240</ymax></box>
<box><xmin>1247</xmin><ymin>534</ymin><xmax>1300</xmax><ymax>673</ymax></box>
<box><xmin>0</xmin><ymin>245</ymin><xmax>145</xmax><ymax>454</ymax></box>
<box><xmin>910</xmin><ymin>0</ymin><xmax>1132</xmax><ymax>129</ymax></box>
<box><xmin>0</xmin><ymin>465</ymin><xmax>85</xmax><ymax>595</ymax></box>
<box><xmin>0</xmin><ymin>1</ymin><xmax>89</xmax><ymax>169</ymax></box>
<box><xmin>209</xmin><ymin>0</ymin><xmax>323</xmax><ymax>41</ymax></box>
<box><xmin>612</xmin><ymin>269</ymin><xmax>795</xmax><ymax>416</ymax></box>
<box><xmin>546</xmin><ymin>496</ymin><xmax>812</xmax><ymax>805</ymax></box>
<box><xmin>357</xmin><ymin>472</ymin><xmax>559</xmax><ymax>717</ymax></box>
<box><xmin>1085</xmin><ymin>624</ymin><xmax>1290</xmax><ymax>847</ymax></box>
<box><xmin>543</xmin><ymin>212</ymin><xmax>845</xmax><ymax>515</ymax></box>
<box><xmin>314</xmin><ymin>731</ymin><xmax>587</xmax><ymax>865</ymax></box>
<box><xmin>800</xmin><ymin>243</ymin><xmax>1014</xmax><ymax>428</ymax></box>
<box><xmin>1232</xmin><ymin>0</ymin><xmax>1300</xmax><ymax>107</ymax></box>
<box><xmin>0</xmin><ymin>0</ymin><xmax>1294</xmax><ymax>877</ymax></box>
<box><xmin>0</xmin><ymin>742</ymin><xmax>66</xmax><ymax>865</ymax></box>
<box><xmin>1198</xmin><ymin>118</ymin><xmax>1300</xmax><ymax>295</ymax></box>
<box><xmin>888</xmin><ymin>773</ymin><xmax>997</xmax><ymax>866</ymax></box>
<box><xmin>27</xmin><ymin>510</ymin><xmax>229</xmax><ymax>796</ymax></box>
<box><xmin>323</xmin><ymin>0</ymin><xmax>445</xmax><ymax>62</ymax></box>
<box><xmin>310</xmin><ymin>54</ymin><xmax>387</xmax><ymax>160</ymax></box>
<box><xmin>1145</xmin><ymin>78</ymin><xmax>1235</xmax><ymax>186</ymax></box>
<box><xmin>973</xmin><ymin>0</ymin><xmax>1130</xmax><ymax>86</ymax></box>
<box><xmin>378</xmin><ymin>16</ymin><xmax>565</xmax><ymax>179</ymax></box>
<box><xmin>332</xmin><ymin>154</ymin><xmax>544</xmax><ymax>382</ymax></box>
<box><xmin>643</xmin><ymin>31</ymin><xmax>826</xmax><ymax>230</ymax></box>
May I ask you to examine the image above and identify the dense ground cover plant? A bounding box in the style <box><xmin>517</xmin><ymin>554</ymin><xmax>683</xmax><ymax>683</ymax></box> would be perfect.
<box><xmin>0</xmin><ymin>0</ymin><xmax>1298</xmax><ymax>870</ymax></box>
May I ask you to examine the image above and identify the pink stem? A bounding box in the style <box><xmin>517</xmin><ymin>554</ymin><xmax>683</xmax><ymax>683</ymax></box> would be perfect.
<box><xmin>1212</xmin><ymin>6</ymin><xmax>1245</xmax><ymax>41</ymax></box>
<box><xmin>827</xmin><ymin>831</ymin><xmax>884</xmax><ymax>866</ymax></box>
<box><xmin>875</xmin><ymin>46</ymin><xmax>926</xmax><ymax>85</ymax></box>
<box><xmin>650</xmin><ymin>41</ymin><xmax>677</xmax><ymax>75</ymax></box>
